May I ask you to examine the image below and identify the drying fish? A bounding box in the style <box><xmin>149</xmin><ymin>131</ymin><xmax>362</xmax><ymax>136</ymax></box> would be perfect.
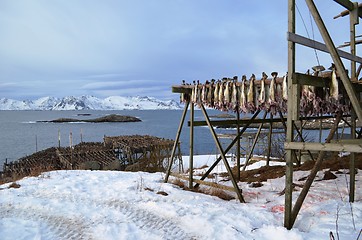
<box><xmin>231</xmin><ymin>80</ymin><xmax>238</xmax><ymax>111</ymax></box>
<box><xmin>218</xmin><ymin>81</ymin><xmax>225</xmax><ymax>110</ymax></box>
<box><xmin>239</xmin><ymin>75</ymin><xmax>247</xmax><ymax>113</ymax></box>
<box><xmin>247</xmin><ymin>74</ymin><xmax>256</xmax><ymax>113</ymax></box>
<box><xmin>330</xmin><ymin>68</ymin><xmax>339</xmax><ymax>100</ymax></box>
<box><xmin>282</xmin><ymin>74</ymin><xmax>288</xmax><ymax>101</ymax></box>
<box><xmin>224</xmin><ymin>81</ymin><xmax>231</xmax><ymax>108</ymax></box>
<box><xmin>207</xmin><ymin>80</ymin><xmax>214</xmax><ymax>107</ymax></box>
<box><xmin>268</xmin><ymin>72</ymin><xmax>278</xmax><ymax>115</ymax></box>
<box><xmin>258</xmin><ymin>72</ymin><xmax>267</xmax><ymax>110</ymax></box>
<box><xmin>214</xmin><ymin>81</ymin><xmax>220</xmax><ymax>108</ymax></box>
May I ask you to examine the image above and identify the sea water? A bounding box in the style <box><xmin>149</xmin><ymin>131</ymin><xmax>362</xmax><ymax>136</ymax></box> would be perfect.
<box><xmin>0</xmin><ymin>109</ymin><xmax>332</xmax><ymax>167</ymax></box>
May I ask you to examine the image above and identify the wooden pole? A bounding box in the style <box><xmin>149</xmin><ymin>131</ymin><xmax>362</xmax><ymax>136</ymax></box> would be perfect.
<box><xmin>164</xmin><ymin>101</ymin><xmax>190</xmax><ymax>183</ymax></box>
<box><xmin>189</xmin><ymin>102</ymin><xmax>194</xmax><ymax>189</ymax></box>
<box><xmin>242</xmin><ymin>111</ymin><xmax>268</xmax><ymax>171</ymax></box>
<box><xmin>236</xmin><ymin>109</ymin><xmax>241</xmax><ymax>181</ymax></box>
<box><xmin>349</xmin><ymin>1</ymin><xmax>359</xmax><ymax>203</ymax></box>
<box><xmin>58</xmin><ymin>129</ymin><xmax>61</xmax><ymax>148</ymax></box>
<box><xmin>194</xmin><ymin>110</ymin><xmax>261</xmax><ymax>188</ymax></box>
<box><xmin>285</xmin><ymin>0</ymin><xmax>296</xmax><ymax>230</ymax></box>
<box><xmin>266</xmin><ymin>113</ymin><xmax>273</xmax><ymax>166</ymax></box>
<box><xmin>35</xmin><ymin>135</ymin><xmax>38</xmax><ymax>152</ymax></box>
<box><xmin>290</xmin><ymin>112</ymin><xmax>342</xmax><ymax>227</ymax></box>
<box><xmin>200</xmin><ymin>104</ymin><xmax>245</xmax><ymax>203</ymax></box>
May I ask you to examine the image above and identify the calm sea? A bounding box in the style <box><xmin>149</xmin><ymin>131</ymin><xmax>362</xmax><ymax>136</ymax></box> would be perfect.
<box><xmin>0</xmin><ymin>109</ymin><xmax>332</xmax><ymax>167</ymax></box>
<box><xmin>0</xmin><ymin>109</ymin><xmax>237</xmax><ymax>166</ymax></box>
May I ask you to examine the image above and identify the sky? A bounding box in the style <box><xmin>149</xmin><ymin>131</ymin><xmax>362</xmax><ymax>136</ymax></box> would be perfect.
<box><xmin>0</xmin><ymin>0</ymin><xmax>360</xmax><ymax>100</ymax></box>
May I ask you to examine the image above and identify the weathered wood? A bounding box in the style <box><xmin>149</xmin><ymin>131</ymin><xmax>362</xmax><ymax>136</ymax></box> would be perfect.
<box><xmin>333</xmin><ymin>0</ymin><xmax>362</xmax><ymax>18</ymax></box>
<box><xmin>189</xmin><ymin>102</ymin><xmax>195</xmax><ymax>189</ymax></box>
<box><xmin>200</xmin><ymin>104</ymin><xmax>245</xmax><ymax>203</ymax></box>
<box><xmin>290</xmin><ymin>112</ymin><xmax>342</xmax><ymax>227</ymax></box>
<box><xmin>287</xmin><ymin>32</ymin><xmax>362</xmax><ymax>64</ymax></box>
<box><xmin>193</xmin><ymin>110</ymin><xmax>261</xmax><ymax>189</ymax></box>
<box><xmin>170</xmin><ymin>173</ymin><xmax>235</xmax><ymax>192</ymax></box>
<box><xmin>285</xmin><ymin>0</ymin><xmax>296</xmax><ymax>230</ymax></box>
<box><xmin>165</xmin><ymin>101</ymin><xmax>189</xmax><ymax>183</ymax></box>
<box><xmin>284</xmin><ymin>141</ymin><xmax>362</xmax><ymax>152</ymax></box>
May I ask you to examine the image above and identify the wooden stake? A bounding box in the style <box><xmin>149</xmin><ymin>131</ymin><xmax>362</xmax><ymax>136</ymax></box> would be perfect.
<box><xmin>164</xmin><ymin>101</ymin><xmax>190</xmax><ymax>183</ymax></box>
<box><xmin>189</xmin><ymin>102</ymin><xmax>194</xmax><ymax>189</ymax></box>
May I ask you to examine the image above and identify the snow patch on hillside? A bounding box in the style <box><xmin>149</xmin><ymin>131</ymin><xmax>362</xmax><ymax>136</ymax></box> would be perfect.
<box><xmin>0</xmin><ymin>95</ymin><xmax>181</xmax><ymax>110</ymax></box>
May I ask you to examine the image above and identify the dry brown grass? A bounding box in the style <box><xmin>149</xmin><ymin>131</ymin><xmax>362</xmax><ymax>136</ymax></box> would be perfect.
<box><xmin>206</xmin><ymin>187</ymin><xmax>235</xmax><ymax>201</ymax></box>
<box><xmin>8</xmin><ymin>182</ymin><xmax>21</xmax><ymax>189</ymax></box>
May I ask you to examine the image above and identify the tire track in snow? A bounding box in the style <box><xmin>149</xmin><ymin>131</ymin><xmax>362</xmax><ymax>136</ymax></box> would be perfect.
<box><xmin>0</xmin><ymin>204</ymin><xmax>92</xmax><ymax>240</ymax></box>
<box><xmin>3</xmin><ymin>190</ymin><xmax>200</xmax><ymax>240</ymax></box>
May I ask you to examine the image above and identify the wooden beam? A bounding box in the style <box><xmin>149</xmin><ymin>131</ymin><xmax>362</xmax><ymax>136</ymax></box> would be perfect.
<box><xmin>284</xmin><ymin>141</ymin><xmax>362</xmax><ymax>153</ymax></box>
<box><xmin>334</xmin><ymin>0</ymin><xmax>354</xmax><ymax>11</ymax></box>
<box><xmin>164</xmin><ymin>101</ymin><xmax>190</xmax><ymax>183</ymax></box>
<box><xmin>200</xmin><ymin>104</ymin><xmax>246</xmax><ymax>203</ymax></box>
<box><xmin>294</xmin><ymin>73</ymin><xmax>329</xmax><ymax>87</ymax></box>
<box><xmin>170</xmin><ymin>173</ymin><xmax>235</xmax><ymax>192</ymax></box>
<box><xmin>287</xmin><ymin>32</ymin><xmax>362</xmax><ymax>64</ymax></box>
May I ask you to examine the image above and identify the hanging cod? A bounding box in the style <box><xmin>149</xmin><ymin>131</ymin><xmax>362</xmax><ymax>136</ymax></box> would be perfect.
<box><xmin>179</xmin><ymin>68</ymin><xmax>350</xmax><ymax>116</ymax></box>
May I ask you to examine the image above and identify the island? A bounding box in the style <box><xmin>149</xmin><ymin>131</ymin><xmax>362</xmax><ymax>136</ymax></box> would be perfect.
<box><xmin>38</xmin><ymin>114</ymin><xmax>141</xmax><ymax>123</ymax></box>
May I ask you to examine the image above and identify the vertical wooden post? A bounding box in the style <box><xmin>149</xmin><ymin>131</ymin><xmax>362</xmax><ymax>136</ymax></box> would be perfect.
<box><xmin>80</xmin><ymin>128</ymin><xmax>83</xmax><ymax>143</ymax></box>
<box><xmin>236</xmin><ymin>109</ymin><xmax>241</xmax><ymax>181</ymax></box>
<box><xmin>58</xmin><ymin>129</ymin><xmax>61</xmax><ymax>148</ymax></box>
<box><xmin>189</xmin><ymin>102</ymin><xmax>194</xmax><ymax>189</ymax></box>
<box><xmin>164</xmin><ymin>101</ymin><xmax>190</xmax><ymax>183</ymax></box>
<box><xmin>349</xmin><ymin>1</ymin><xmax>359</xmax><ymax>203</ymax></box>
<box><xmin>35</xmin><ymin>135</ymin><xmax>38</xmax><ymax>152</ymax></box>
<box><xmin>285</xmin><ymin>0</ymin><xmax>296</xmax><ymax>230</ymax></box>
<box><xmin>266</xmin><ymin>113</ymin><xmax>273</xmax><ymax>166</ymax></box>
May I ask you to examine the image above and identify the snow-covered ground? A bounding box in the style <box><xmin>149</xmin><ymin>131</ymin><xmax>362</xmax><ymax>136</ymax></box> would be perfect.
<box><xmin>0</xmin><ymin>155</ymin><xmax>361</xmax><ymax>240</ymax></box>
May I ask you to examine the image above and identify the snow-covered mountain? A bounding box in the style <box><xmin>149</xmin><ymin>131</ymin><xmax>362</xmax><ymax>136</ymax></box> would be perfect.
<box><xmin>0</xmin><ymin>95</ymin><xmax>181</xmax><ymax>110</ymax></box>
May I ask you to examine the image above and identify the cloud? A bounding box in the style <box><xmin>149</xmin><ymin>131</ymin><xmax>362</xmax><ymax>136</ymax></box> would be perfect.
<box><xmin>0</xmin><ymin>1</ymin><xmax>356</xmax><ymax>100</ymax></box>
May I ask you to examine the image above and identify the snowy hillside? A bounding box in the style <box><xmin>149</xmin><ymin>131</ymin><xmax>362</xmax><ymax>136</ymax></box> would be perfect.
<box><xmin>0</xmin><ymin>96</ymin><xmax>181</xmax><ymax>110</ymax></box>
<box><xmin>0</xmin><ymin>156</ymin><xmax>361</xmax><ymax>240</ymax></box>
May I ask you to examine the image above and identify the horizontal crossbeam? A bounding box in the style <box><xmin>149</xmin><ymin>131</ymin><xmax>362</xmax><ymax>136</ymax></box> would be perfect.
<box><xmin>284</xmin><ymin>141</ymin><xmax>362</xmax><ymax>153</ymax></box>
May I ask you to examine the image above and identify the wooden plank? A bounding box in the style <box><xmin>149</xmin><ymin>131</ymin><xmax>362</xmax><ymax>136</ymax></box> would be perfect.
<box><xmin>333</xmin><ymin>0</ymin><xmax>359</xmax><ymax>14</ymax></box>
<box><xmin>172</xmin><ymin>86</ymin><xmax>192</xmax><ymax>94</ymax></box>
<box><xmin>287</xmin><ymin>32</ymin><xmax>362</xmax><ymax>64</ymax></box>
<box><xmin>170</xmin><ymin>173</ymin><xmax>235</xmax><ymax>192</ymax></box>
<box><xmin>284</xmin><ymin>141</ymin><xmax>362</xmax><ymax>153</ymax></box>
<box><xmin>294</xmin><ymin>73</ymin><xmax>329</xmax><ymax>87</ymax></box>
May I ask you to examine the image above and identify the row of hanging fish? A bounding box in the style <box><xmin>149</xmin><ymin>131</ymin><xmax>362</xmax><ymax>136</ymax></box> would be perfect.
<box><xmin>300</xmin><ymin>67</ymin><xmax>350</xmax><ymax>116</ymax></box>
<box><xmin>179</xmin><ymin>68</ymin><xmax>350</xmax><ymax>116</ymax></box>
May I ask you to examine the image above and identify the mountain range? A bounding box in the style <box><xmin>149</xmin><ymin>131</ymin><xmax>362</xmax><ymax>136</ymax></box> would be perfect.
<box><xmin>0</xmin><ymin>96</ymin><xmax>181</xmax><ymax>110</ymax></box>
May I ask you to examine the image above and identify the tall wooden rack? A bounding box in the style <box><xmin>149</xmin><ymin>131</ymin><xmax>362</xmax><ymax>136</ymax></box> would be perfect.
<box><xmin>164</xmin><ymin>0</ymin><xmax>361</xmax><ymax>229</ymax></box>
<box><xmin>284</xmin><ymin>0</ymin><xmax>362</xmax><ymax>229</ymax></box>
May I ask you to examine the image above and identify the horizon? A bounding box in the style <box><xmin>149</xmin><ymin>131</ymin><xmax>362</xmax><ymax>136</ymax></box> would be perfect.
<box><xmin>0</xmin><ymin>1</ymin><xmax>359</xmax><ymax>100</ymax></box>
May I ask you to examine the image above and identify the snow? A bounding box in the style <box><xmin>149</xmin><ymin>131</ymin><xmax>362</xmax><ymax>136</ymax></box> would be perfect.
<box><xmin>0</xmin><ymin>155</ymin><xmax>361</xmax><ymax>240</ymax></box>
<box><xmin>0</xmin><ymin>95</ymin><xmax>181</xmax><ymax>110</ymax></box>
